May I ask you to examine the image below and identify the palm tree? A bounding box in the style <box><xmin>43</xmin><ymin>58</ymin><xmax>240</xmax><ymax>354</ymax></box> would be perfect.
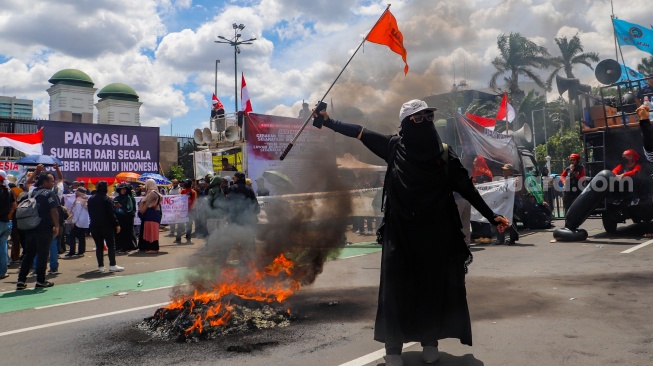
<box><xmin>546</xmin><ymin>35</ymin><xmax>599</xmax><ymax>129</ymax></box>
<box><xmin>637</xmin><ymin>56</ymin><xmax>653</xmax><ymax>75</ymax></box>
<box><xmin>545</xmin><ymin>35</ymin><xmax>599</xmax><ymax>88</ymax></box>
<box><xmin>489</xmin><ymin>32</ymin><xmax>554</xmax><ymax>126</ymax></box>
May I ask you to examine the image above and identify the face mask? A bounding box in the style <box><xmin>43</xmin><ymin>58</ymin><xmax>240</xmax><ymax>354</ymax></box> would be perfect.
<box><xmin>400</xmin><ymin>117</ymin><xmax>442</xmax><ymax>160</ymax></box>
<box><xmin>622</xmin><ymin>158</ymin><xmax>630</xmax><ymax>166</ymax></box>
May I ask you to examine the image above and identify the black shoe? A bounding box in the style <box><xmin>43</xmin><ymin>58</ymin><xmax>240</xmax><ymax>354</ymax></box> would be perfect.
<box><xmin>64</xmin><ymin>253</ymin><xmax>76</xmax><ymax>258</ymax></box>
<box><xmin>35</xmin><ymin>281</ymin><xmax>54</xmax><ymax>288</ymax></box>
<box><xmin>174</xmin><ymin>238</ymin><xmax>182</xmax><ymax>243</ymax></box>
<box><xmin>16</xmin><ymin>282</ymin><xmax>27</xmax><ymax>291</ymax></box>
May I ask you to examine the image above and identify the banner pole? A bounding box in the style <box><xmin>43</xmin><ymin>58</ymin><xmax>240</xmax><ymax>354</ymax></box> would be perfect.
<box><xmin>279</xmin><ymin>4</ymin><xmax>392</xmax><ymax>160</ymax></box>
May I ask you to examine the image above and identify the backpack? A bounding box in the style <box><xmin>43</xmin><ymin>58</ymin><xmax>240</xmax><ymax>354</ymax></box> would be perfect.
<box><xmin>15</xmin><ymin>190</ymin><xmax>42</xmax><ymax>230</ymax></box>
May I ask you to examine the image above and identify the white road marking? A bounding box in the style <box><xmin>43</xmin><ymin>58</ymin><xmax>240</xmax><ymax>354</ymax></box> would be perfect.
<box><xmin>141</xmin><ymin>285</ymin><xmax>174</xmax><ymax>292</ymax></box>
<box><xmin>621</xmin><ymin>239</ymin><xmax>653</xmax><ymax>254</ymax></box>
<box><xmin>155</xmin><ymin>267</ymin><xmax>186</xmax><ymax>272</ymax></box>
<box><xmin>0</xmin><ymin>302</ymin><xmax>169</xmax><ymax>337</ymax></box>
<box><xmin>35</xmin><ymin>298</ymin><xmax>100</xmax><ymax>309</ymax></box>
<box><xmin>337</xmin><ymin>342</ymin><xmax>417</xmax><ymax>366</ymax></box>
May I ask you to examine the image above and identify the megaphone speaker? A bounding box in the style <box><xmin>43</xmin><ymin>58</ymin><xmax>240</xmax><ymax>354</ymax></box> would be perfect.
<box><xmin>193</xmin><ymin>129</ymin><xmax>205</xmax><ymax>145</ymax></box>
<box><xmin>224</xmin><ymin>125</ymin><xmax>239</xmax><ymax>142</ymax></box>
<box><xmin>512</xmin><ymin>123</ymin><xmax>532</xmax><ymax>144</ymax></box>
<box><xmin>556</xmin><ymin>75</ymin><xmax>581</xmax><ymax>96</ymax></box>
<box><xmin>202</xmin><ymin>127</ymin><xmax>218</xmax><ymax>144</ymax></box>
<box><xmin>595</xmin><ymin>59</ymin><xmax>622</xmax><ymax>85</ymax></box>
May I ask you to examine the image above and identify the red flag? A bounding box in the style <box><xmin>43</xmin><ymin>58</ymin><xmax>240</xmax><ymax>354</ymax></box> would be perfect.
<box><xmin>0</xmin><ymin>128</ymin><xmax>43</xmax><ymax>155</ymax></box>
<box><xmin>240</xmin><ymin>73</ymin><xmax>252</xmax><ymax>114</ymax></box>
<box><xmin>496</xmin><ymin>93</ymin><xmax>515</xmax><ymax>122</ymax></box>
<box><xmin>211</xmin><ymin>93</ymin><xmax>224</xmax><ymax>109</ymax></box>
<box><xmin>365</xmin><ymin>10</ymin><xmax>409</xmax><ymax>74</ymax></box>
<box><xmin>465</xmin><ymin>112</ymin><xmax>496</xmax><ymax>130</ymax></box>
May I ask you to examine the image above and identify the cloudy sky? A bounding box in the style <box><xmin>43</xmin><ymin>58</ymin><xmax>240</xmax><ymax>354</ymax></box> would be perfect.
<box><xmin>0</xmin><ymin>0</ymin><xmax>650</xmax><ymax>135</ymax></box>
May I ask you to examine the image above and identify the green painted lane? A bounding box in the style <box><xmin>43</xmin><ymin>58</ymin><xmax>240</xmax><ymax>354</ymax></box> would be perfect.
<box><xmin>0</xmin><ymin>243</ymin><xmax>381</xmax><ymax>314</ymax></box>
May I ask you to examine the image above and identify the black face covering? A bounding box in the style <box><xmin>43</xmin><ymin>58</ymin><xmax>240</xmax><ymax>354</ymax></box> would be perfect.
<box><xmin>622</xmin><ymin>158</ymin><xmax>631</xmax><ymax>166</ymax></box>
<box><xmin>399</xmin><ymin>116</ymin><xmax>443</xmax><ymax>161</ymax></box>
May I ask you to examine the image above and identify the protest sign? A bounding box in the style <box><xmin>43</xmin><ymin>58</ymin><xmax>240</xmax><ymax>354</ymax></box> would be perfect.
<box><xmin>470</xmin><ymin>178</ymin><xmax>515</xmax><ymax>223</ymax></box>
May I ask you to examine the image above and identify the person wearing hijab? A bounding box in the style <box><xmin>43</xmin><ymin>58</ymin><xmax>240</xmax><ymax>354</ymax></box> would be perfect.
<box><xmin>138</xmin><ymin>179</ymin><xmax>163</xmax><ymax>253</ymax></box>
<box><xmin>471</xmin><ymin>156</ymin><xmax>493</xmax><ymax>184</ymax></box>
<box><xmin>315</xmin><ymin>99</ymin><xmax>509</xmax><ymax>366</ymax></box>
<box><xmin>113</xmin><ymin>182</ymin><xmax>137</xmax><ymax>253</ymax></box>
<box><xmin>66</xmin><ymin>187</ymin><xmax>89</xmax><ymax>257</ymax></box>
<box><xmin>87</xmin><ymin>181</ymin><xmax>123</xmax><ymax>272</ymax></box>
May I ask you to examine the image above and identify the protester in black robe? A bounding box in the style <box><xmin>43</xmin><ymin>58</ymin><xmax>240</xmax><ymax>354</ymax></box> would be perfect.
<box><xmin>316</xmin><ymin>99</ymin><xmax>509</xmax><ymax>366</ymax></box>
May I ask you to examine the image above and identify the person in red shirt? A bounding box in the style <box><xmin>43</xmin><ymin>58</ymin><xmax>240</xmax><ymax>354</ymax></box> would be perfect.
<box><xmin>612</xmin><ymin>149</ymin><xmax>642</xmax><ymax>179</ymax></box>
<box><xmin>176</xmin><ymin>179</ymin><xmax>196</xmax><ymax>244</ymax></box>
<box><xmin>560</xmin><ymin>153</ymin><xmax>585</xmax><ymax>212</ymax></box>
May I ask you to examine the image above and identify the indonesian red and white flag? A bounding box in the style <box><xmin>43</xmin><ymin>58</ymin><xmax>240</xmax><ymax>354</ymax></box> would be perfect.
<box><xmin>465</xmin><ymin>112</ymin><xmax>496</xmax><ymax>131</ymax></box>
<box><xmin>496</xmin><ymin>92</ymin><xmax>515</xmax><ymax>123</ymax></box>
<box><xmin>0</xmin><ymin>128</ymin><xmax>43</xmax><ymax>155</ymax></box>
<box><xmin>211</xmin><ymin>93</ymin><xmax>224</xmax><ymax>109</ymax></box>
<box><xmin>240</xmin><ymin>73</ymin><xmax>253</xmax><ymax>114</ymax></box>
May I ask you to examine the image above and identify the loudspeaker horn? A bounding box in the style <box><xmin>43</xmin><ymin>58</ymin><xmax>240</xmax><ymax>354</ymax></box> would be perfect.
<box><xmin>193</xmin><ymin>129</ymin><xmax>205</xmax><ymax>145</ymax></box>
<box><xmin>202</xmin><ymin>127</ymin><xmax>218</xmax><ymax>144</ymax></box>
<box><xmin>595</xmin><ymin>59</ymin><xmax>622</xmax><ymax>85</ymax></box>
<box><xmin>511</xmin><ymin>123</ymin><xmax>532</xmax><ymax>144</ymax></box>
<box><xmin>223</xmin><ymin>125</ymin><xmax>239</xmax><ymax>142</ymax></box>
<box><xmin>555</xmin><ymin>75</ymin><xmax>581</xmax><ymax>97</ymax></box>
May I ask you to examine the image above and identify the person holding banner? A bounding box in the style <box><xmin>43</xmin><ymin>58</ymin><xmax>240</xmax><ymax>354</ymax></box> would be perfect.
<box><xmin>313</xmin><ymin>99</ymin><xmax>509</xmax><ymax>364</ymax></box>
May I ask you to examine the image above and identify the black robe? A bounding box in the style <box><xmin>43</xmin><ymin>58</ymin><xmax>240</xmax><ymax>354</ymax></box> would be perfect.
<box><xmin>327</xmin><ymin>120</ymin><xmax>497</xmax><ymax>347</ymax></box>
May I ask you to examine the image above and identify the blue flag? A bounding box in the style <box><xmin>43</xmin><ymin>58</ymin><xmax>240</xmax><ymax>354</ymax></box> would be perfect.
<box><xmin>618</xmin><ymin>64</ymin><xmax>646</xmax><ymax>87</ymax></box>
<box><xmin>613</xmin><ymin>18</ymin><xmax>653</xmax><ymax>56</ymax></box>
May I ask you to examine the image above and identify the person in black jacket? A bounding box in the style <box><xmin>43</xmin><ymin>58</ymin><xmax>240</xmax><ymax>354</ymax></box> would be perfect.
<box><xmin>87</xmin><ymin>181</ymin><xmax>123</xmax><ymax>273</ymax></box>
<box><xmin>314</xmin><ymin>99</ymin><xmax>509</xmax><ymax>366</ymax></box>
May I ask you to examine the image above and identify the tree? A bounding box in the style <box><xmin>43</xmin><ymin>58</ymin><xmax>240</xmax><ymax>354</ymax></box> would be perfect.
<box><xmin>166</xmin><ymin>164</ymin><xmax>185</xmax><ymax>181</ymax></box>
<box><xmin>535</xmin><ymin>127</ymin><xmax>584</xmax><ymax>175</ymax></box>
<box><xmin>489</xmin><ymin>33</ymin><xmax>555</xmax><ymax>125</ymax></box>
<box><xmin>514</xmin><ymin>90</ymin><xmax>546</xmax><ymax>144</ymax></box>
<box><xmin>637</xmin><ymin>56</ymin><xmax>653</xmax><ymax>75</ymax></box>
<box><xmin>546</xmin><ymin>35</ymin><xmax>599</xmax><ymax>129</ymax></box>
<box><xmin>546</xmin><ymin>35</ymin><xmax>599</xmax><ymax>84</ymax></box>
<box><xmin>178</xmin><ymin>141</ymin><xmax>196</xmax><ymax>179</ymax></box>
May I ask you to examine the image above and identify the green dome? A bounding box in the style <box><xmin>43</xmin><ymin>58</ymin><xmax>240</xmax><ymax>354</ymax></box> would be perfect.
<box><xmin>48</xmin><ymin>69</ymin><xmax>94</xmax><ymax>87</ymax></box>
<box><xmin>97</xmin><ymin>83</ymin><xmax>139</xmax><ymax>102</ymax></box>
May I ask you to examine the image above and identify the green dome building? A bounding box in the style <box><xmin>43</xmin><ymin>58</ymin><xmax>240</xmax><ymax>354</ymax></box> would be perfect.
<box><xmin>47</xmin><ymin>68</ymin><xmax>97</xmax><ymax>123</ymax></box>
<box><xmin>95</xmin><ymin>83</ymin><xmax>142</xmax><ymax>126</ymax></box>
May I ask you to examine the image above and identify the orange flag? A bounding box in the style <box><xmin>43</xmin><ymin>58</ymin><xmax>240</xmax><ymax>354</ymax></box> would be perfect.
<box><xmin>365</xmin><ymin>10</ymin><xmax>408</xmax><ymax>74</ymax></box>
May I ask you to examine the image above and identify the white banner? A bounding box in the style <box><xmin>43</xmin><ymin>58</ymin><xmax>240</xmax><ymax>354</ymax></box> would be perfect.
<box><xmin>194</xmin><ymin>151</ymin><xmax>214</xmax><ymax>179</ymax></box>
<box><xmin>64</xmin><ymin>194</ymin><xmax>189</xmax><ymax>225</ymax></box>
<box><xmin>470</xmin><ymin>178</ymin><xmax>515</xmax><ymax>223</ymax></box>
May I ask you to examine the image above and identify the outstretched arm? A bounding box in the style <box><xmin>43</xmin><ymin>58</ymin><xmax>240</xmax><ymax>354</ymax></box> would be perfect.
<box><xmin>318</xmin><ymin>110</ymin><xmax>393</xmax><ymax>161</ymax></box>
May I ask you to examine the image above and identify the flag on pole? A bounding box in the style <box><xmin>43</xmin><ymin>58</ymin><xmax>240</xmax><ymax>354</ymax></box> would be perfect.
<box><xmin>212</xmin><ymin>93</ymin><xmax>224</xmax><ymax>109</ymax></box>
<box><xmin>613</xmin><ymin>18</ymin><xmax>653</xmax><ymax>56</ymax></box>
<box><xmin>618</xmin><ymin>64</ymin><xmax>647</xmax><ymax>87</ymax></box>
<box><xmin>365</xmin><ymin>9</ymin><xmax>409</xmax><ymax>74</ymax></box>
<box><xmin>240</xmin><ymin>73</ymin><xmax>253</xmax><ymax>115</ymax></box>
<box><xmin>465</xmin><ymin>112</ymin><xmax>496</xmax><ymax>130</ymax></box>
<box><xmin>496</xmin><ymin>93</ymin><xmax>516</xmax><ymax>123</ymax></box>
<box><xmin>0</xmin><ymin>128</ymin><xmax>43</xmax><ymax>155</ymax></box>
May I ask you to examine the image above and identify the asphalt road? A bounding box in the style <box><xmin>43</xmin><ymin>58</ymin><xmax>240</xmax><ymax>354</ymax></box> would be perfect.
<box><xmin>1</xmin><ymin>218</ymin><xmax>652</xmax><ymax>366</ymax></box>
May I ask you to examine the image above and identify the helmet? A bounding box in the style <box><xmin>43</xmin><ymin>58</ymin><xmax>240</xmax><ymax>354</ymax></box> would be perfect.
<box><xmin>569</xmin><ymin>153</ymin><xmax>581</xmax><ymax>160</ymax></box>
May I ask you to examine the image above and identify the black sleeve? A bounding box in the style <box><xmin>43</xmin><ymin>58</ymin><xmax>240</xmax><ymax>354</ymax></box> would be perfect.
<box><xmin>323</xmin><ymin>118</ymin><xmax>393</xmax><ymax>161</ymax></box>
<box><xmin>447</xmin><ymin>147</ymin><xmax>498</xmax><ymax>223</ymax></box>
<box><xmin>105</xmin><ymin>196</ymin><xmax>119</xmax><ymax>227</ymax></box>
<box><xmin>639</xmin><ymin>118</ymin><xmax>653</xmax><ymax>162</ymax></box>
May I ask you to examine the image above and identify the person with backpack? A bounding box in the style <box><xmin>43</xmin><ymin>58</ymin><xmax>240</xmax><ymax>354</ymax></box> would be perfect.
<box><xmin>87</xmin><ymin>181</ymin><xmax>123</xmax><ymax>272</ymax></box>
<box><xmin>313</xmin><ymin>99</ymin><xmax>509</xmax><ymax>366</ymax></box>
<box><xmin>15</xmin><ymin>172</ymin><xmax>60</xmax><ymax>290</ymax></box>
<box><xmin>0</xmin><ymin>171</ymin><xmax>16</xmax><ymax>279</ymax></box>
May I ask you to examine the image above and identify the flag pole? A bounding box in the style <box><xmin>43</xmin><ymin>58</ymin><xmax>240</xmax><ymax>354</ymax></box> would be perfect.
<box><xmin>279</xmin><ymin>4</ymin><xmax>392</xmax><ymax>160</ymax></box>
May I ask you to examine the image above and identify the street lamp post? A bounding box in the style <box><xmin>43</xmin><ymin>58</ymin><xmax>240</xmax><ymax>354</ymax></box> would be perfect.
<box><xmin>214</xmin><ymin>59</ymin><xmax>220</xmax><ymax>96</ymax></box>
<box><xmin>531</xmin><ymin>107</ymin><xmax>547</xmax><ymax>156</ymax></box>
<box><xmin>215</xmin><ymin>23</ymin><xmax>256</xmax><ymax>116</ymax></box>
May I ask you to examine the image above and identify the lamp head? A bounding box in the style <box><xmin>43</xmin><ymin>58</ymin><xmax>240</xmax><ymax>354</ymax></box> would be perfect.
<box><xmin>232</xmin><ymin>23</ymin><xmax>238</xmax><ymax>29</ymax></box>
<box><xmin>238</xmin><ymin>24</ymin><xmax>245</xmax><ymax>30</ymax></box>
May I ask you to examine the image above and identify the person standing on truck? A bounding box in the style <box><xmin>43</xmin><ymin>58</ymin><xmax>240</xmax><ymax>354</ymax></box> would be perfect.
<box><xmin>560</xmin><ymin>153</ymin><xmax>585</xmax><ymax>213</ymax></box>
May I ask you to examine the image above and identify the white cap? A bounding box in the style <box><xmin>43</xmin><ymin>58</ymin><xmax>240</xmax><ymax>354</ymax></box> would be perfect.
<box><xmin>399</xmin><ymin>99</ymin><xmax>437</xmax><ymax>122</ymax></box>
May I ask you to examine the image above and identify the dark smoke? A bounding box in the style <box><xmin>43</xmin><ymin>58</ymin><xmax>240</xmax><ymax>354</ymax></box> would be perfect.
<box><xmin>177</xmin><ymin>149</ymin><xmax>355</xmax><ymax>296</ymax></box>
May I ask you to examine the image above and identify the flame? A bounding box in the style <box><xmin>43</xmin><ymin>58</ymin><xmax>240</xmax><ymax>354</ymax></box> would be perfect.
<box><xmin>162</xmin><ymin>254</ymin><xmax>299</xmax><ymax>336</ymax></box>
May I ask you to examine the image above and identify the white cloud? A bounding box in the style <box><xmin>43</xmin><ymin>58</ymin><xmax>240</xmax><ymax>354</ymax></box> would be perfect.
<box><xmin>0</xmin><ymin>0</ymin><xmax>651</xmax><ymax>133</ymax></box>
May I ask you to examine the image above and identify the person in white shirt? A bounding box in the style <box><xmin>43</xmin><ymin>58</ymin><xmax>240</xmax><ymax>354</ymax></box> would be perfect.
<box><xmin>66</xmin><ymin>188</ymin><xmax>89</xmax><ymax>257</ymax></box>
